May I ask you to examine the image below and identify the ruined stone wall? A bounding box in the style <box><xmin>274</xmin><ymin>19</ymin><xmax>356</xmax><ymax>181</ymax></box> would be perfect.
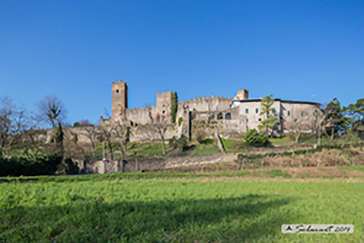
<box><xmin>125</xmin><ymin>106</ymin><xmax>157</xmax><ymax>125</ymax></box>
<box><xmin>129</xmin><ymin>123</ymin><xmax>176</xmax><ymax>142</ymax></box>
<box><xmin>191</xmin><ymin>120</ymin><xmax>247</xmax><ymax>139</ymax></box>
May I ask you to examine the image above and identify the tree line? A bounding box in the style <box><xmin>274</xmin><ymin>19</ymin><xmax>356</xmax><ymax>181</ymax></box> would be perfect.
<box><xmin>244</xmin><ymin>95</ymin><xmax>364</xmax><ymax>146</ymax></box>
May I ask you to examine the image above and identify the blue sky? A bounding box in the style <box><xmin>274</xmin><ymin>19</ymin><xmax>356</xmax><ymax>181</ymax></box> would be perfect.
<box><xmin>1</xmin><ymin>0</ymin><xmax>363</xmax><ymax>125</ymax></box>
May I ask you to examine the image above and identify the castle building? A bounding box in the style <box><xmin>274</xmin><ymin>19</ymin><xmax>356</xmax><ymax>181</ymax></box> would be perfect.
<box><xmin>101</xmin><ymin>80</ymin><xmax>322</xmax><ymax>137</ymax></box>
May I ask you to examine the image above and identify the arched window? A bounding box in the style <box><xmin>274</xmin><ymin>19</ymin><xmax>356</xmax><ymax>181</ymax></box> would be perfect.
<box><xmin>225</xmin><ymin>113</ymin><xmax>231</xmax><ymax>120</ymax></box>
<box><xmin>217</xmin><ymin>112</ymin><xmax>223</xmax><ymax>120</ymax></box>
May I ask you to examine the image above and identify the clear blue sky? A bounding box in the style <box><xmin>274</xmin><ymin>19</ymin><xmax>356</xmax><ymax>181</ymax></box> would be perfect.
<box><xmin>1</xmin><ymin>0</ymin><xmax>363</xmax><ymax>125</ymax></box>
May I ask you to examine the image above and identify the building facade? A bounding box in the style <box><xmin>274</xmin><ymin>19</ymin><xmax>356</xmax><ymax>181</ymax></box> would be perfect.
<box><xmin>101</xmin><ymin>80</ymin><xmax>322</xmax><ymax>138</ymax></box>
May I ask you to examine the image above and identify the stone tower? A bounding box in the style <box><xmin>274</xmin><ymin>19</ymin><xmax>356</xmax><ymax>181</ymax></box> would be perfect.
<box><xmin>112</xmin><ymin>80</ymin><xmax>128</xmax><ymax>120</ymax></box>
<box><xmin>156</xmin><ymin>91</ymin><xmax>172</xmax><ymax>121</ymax></box>
<box><xmin>235</xmin><ymin>89</ymin><xmax>249</xmax><ymax>100</ymax></box>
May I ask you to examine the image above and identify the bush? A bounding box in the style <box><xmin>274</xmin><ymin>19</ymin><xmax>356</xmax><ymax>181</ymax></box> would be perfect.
<box><xmin>57</xmin><ymin>158</ymin><xmax>79</xmax><ymax>175</ymax></box>
<box><xmin>169</xmin><ymin>135</ymin><xmax>188</xmax><ymax>151</ymax></box>
<box><xmin>244</xmin><ymin>129</ymin><xmax>268</xmax><ymax>146</ymax></box>
<box><xmin>0</xmin><ymin>154</ymin><xmax>63</xmax><ymax>177</ymax></box>
<box><xmin>169</xmin><ymin>136</ymin><xmax>179</xmax><ymax>150</ymax></box>
<box><xmin>178</xmin><ymin>117</ymin><xmax>183</xmax><ymax>126</ymax></box>
<box><xmin>73</xmin><ymin>122</ymin><xmax>81</xmax><ymax>127</ymax></box>
<box><xmin>196</xmin><ymin>130</ymin><xmax>206</xmax><ymax>144</ymax></box>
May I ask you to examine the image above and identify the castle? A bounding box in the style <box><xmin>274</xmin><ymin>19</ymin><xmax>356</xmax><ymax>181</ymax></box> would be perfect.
<box><xmin>100</xmin><ymin>80</ymin><xmax>322</xmax><ymax>139</ymax></box>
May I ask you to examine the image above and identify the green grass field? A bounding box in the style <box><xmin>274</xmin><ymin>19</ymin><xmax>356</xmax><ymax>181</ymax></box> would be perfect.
<box><xmin>1</xmin><ymin>172</ymin><xmax>363</xmax><ymax>242</ymax></box>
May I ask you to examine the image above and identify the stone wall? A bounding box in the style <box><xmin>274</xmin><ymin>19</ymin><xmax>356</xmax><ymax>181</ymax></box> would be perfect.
<box><xmin>86</xmin><ymin>144</ymin><xmax>320</xmax><ymax>174</ymax></box>
<box><xmin>129</xmin><ymin>124</ymin><xmax>176</xmax><ymax>142</ymax></box>
<box><xmin>125</xmin><ymin>106</ymin><xmax>157</xmax><ymax>125</ymax></box>
<box><xmin>176</xmin><ymin>95</ymin><xmax>233</xmax><ymax>121</ymax></box>
<box><xmin>191</xmin><ymin>120</ymin><xmax>247</xmax><ymax>139</ymax></box>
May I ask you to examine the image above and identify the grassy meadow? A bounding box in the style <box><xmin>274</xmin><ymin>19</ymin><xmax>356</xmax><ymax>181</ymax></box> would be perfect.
<box><xmin>1</xmin><ymin>171</ymin><xmax>363</xmax><ymax>242</ymax></box>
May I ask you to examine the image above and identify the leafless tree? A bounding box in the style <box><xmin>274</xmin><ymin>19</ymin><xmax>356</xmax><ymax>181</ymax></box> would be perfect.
<box><xmin>147</xmin><ymin>106</ymin><xmax>169</xmax><ymax>155</ymax></box>
<box><xmin>308</xmin><ymin>110</ymin><xmax>325</xmax><ymax>145</ymax></box>
<box><xmin>82</xmin><ymin>125</ymin><xmax>100</xmax><ymax>159</ymax></box>
<box><xmin>113</xmin><ymin>119</ymin><xmax>130</xmax><ymax>160</ymax></box>
<box><xmin>63</xmin><ymin>129</ymin><xmax>87</xmax><ymax>160</ymax></box>
<box><xmin>97</xmin><ymin>109</ymin><xmax>116</xmax><ymax>160</ymax></box>
<box><xmin>285</xmin><ymin>118</ymin><xmax>311</xmax><ymax>143</ymax></box>
<box><xmin>0</xmin><ymin>97</ymin><xmax>30</xmax><ymax>157</ymax></box>
<box><xmin>36</xmin><ymin>95</ymin><xmax>67</xmax><ymax>129</ymax></box>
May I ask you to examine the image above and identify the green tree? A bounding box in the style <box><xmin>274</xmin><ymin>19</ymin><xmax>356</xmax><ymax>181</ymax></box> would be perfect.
<box><xmin>55</xmin><ymin>121</ymin><xmax>64</xmax><ymax>158</ymax></box>
<box><xmin>244</xmin><ymin>129</ymin><xmax>268</xmax><ymax>146</ymax></box>
<box><xmin>324</xmin><ymin>98</ymin><xmax>350</xmax><ymax>140</ymax></box>
<box><xmin>258</xmin><ymin>94</ymin><xmax>278</xmax><ymax>137</ymax></box>
<box><xmin>344</xmin><ymin>98</ymin><xmax>364</xmax><ymax>139</ymax></box>
<box><xmin>171</xmin><ymin>91</ymin><xmax>178</xmax><ymax>123</ymax></box>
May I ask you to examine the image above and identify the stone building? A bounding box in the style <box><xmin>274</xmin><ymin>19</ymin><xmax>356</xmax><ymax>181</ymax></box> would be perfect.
<box><xmin>100</xmin><ymin>79</ymin><xmax>322</xmax><ymax>139</ymax></box>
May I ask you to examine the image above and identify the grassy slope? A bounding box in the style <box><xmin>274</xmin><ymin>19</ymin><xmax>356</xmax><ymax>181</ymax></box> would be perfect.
<box><xmin>1</xmin><ymin>172</ymin><xmax>363</xmax><ymax>242</ymax></box>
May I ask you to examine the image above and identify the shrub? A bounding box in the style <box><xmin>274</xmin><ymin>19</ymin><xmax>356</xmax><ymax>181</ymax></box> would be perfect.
<box><xmin>57</xmin><ymin>158</ymin><xmax>79</xmax><ymax>175</ymax></box>
<box><xmin>178</xmin><ymin>117</ymin><xmax>183</xmax><ymax>126</ymax></box>
<box><xmin>244</xmin><ymin>129</ymin><xmax>268</xmax><ymax>146</ymax></box>
<box><xmin>73</xmin><ymin>122</ymin><xmax>80</xmax><ymax>127</ymax></box>
<box><xmin>196</xmin><ymin>130</ymin><xmax>206</xmax><ymax>144</ymax></box>
<box><xmin>208</xmin><ymin>114</ymin><xmax>215</xmax><ymax>120</ymax></box>
<box><xmin>169</xmin><ymin>136</ymin><xmax>179</xmax><ymax>150</ymax></box>
<box><xmin>177</xmin><ymin>135</ymin><xmax>189</xmax><ymax>151</ymax></box>
<box><xmin>169</xmin><ymin>135</ymin><xmax>188</xmax><ymax>151</ymax></box>
<box><xmin>0</xmin><ymin>154</ymin><xmax>63</xmax><ymax>177</ymax></box>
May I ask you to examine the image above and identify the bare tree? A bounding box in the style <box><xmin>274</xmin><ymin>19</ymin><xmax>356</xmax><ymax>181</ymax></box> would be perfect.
<box><xmin>285</xmin><ymin>118</ymin><xmax>311</xmax><ymax>143</ymax></box>
<box><xmin>0</xmin><ymin>97</ymin><xmax>30</xmax><ymax>157</ymax></box>
<box><xmin>81</xmin><ymin>125</ymin><xmax>100</xmax><ymax>159</ymax></box>
<box><xmin>308</xmin><ymin>110</ymin><xmax>325</xmax><ymax>145</ymax></box>
<box><xmin>36</xmin><ymin>95</ymin><xmax>67</xmax><ymax>129</ymax></box>
<box><xmin>113</xmin><ymin>120</ymin><xmax>130</xmax><ymax>160</ymax></box>
<box><xmin>98</xmin><ymin>125</ymin><xmax>115</xmax><ymax>160</ymax></box>
<box><xmin>63</xmin><ymin>129</ymin><xmax>87</xmax><ymax>160</ymax></box>
<box><xmin>98</xmin><ymin>109</ymin><xmax>116</xmax><ymax>160</ymax></box>
<box><xmin>147</xmin><ymin>106</ymin><xmax>169</xmax><ymax>155</ymax></box>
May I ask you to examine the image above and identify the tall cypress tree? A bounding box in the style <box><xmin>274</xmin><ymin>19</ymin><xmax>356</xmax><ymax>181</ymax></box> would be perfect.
<box><xmin>55</xmin><ymin>121</ymin><xmax>64</xmax><ymax>158</ymax></box>
<box><xmin>171</xmin><ymin>91</ymin><xmax>178</xmax><ymax>123</ymax></box>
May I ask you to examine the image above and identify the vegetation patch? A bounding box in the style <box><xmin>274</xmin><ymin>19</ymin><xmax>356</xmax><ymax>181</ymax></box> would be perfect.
<box><xmin>0</xmin><ymin>178</ymin><xmax>363</xmax><ymax>242</ymax></box>
<box><xmin>264</xmin><ymin>169</ymin><xmax>292</xmax><ymax>179</ymax></box>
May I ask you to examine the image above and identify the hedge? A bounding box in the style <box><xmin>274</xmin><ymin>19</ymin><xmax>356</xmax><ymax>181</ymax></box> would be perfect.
<box><xmin>0</xmin><ymin>154</ymin><xmax>62</xmax><ymax>177</ymax></box>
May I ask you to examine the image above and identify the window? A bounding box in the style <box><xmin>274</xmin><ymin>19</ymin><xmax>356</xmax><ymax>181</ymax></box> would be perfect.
<box><xmin>258</xmin><ymin>118</ymin><xmax>261</xmax><ymax>121</ymax></box>
<box><xmin>255</xmin><ymin>108</ymin><xmax>258</xmax><ymax>114</ymax></box>
<box><xmin>246</xmin><ymin>108</ymin><xmax>249</xmax><ymax>114</ymax></box>
<box><xmin>225</xmin><ymin>113</ymin><xmax>231</xmax><ymax>120</ymax></box>
<box><xmin>272</xmin><ymin>108</ymin><xmax>276</xmax><ymax>113</ymax></box>
<box><xmin>116</xmin><ymin>89</ymin><xmax>119</xmax><ymax>93</ymax></box>
<box><xmin>301</xmin><ymin>111</ymin><xmax>304</xmax><ymax>117</ymax></box>
<box><xmin>287</xmin><ymin>111</ymin><xmax>290</xmax><ymax>116</ymax></box>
